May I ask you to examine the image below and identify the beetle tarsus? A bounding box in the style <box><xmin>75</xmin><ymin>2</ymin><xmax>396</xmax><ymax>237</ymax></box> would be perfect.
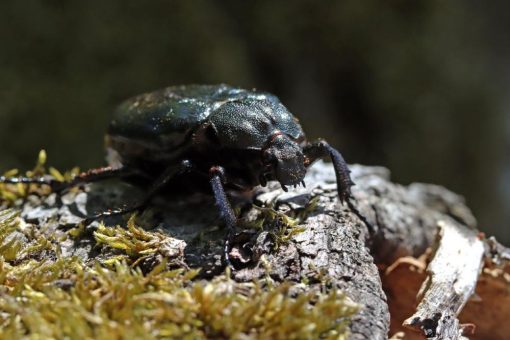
<box><xmin>346</xmin><ymin>198</ymin><xmax>375</xmax><ymax>235</ymax></box>
<box><xmin>0</xmin><ymin>175</ymin><xmax>62</xmax><ymax>190</ymax></box>
<box><xmin>0</xmin><ymin>166</ymin><xmax>138</xmax><ymax>195</ymax></box>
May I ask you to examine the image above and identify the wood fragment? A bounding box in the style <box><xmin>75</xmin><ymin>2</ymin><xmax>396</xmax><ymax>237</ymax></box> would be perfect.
<box><xmin>485</xmin><ymin>236</ymin><xmax>510</xmax><ymax>267</ymax></box>
<box><xmin>403</xmin><ymin>220</ymin><xmax>485</xmax><ymax>339</ymax></box>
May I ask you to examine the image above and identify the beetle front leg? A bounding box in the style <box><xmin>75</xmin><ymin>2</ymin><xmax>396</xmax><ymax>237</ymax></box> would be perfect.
<box><xmin>303</xmin><ymin>140</ymin><xmax>354</xmax><ymax>204</ymax></box>
<box><xmin>209</xmin><ymin>166</ymin><xmax>237</xmax><ymax>268</ymax></box>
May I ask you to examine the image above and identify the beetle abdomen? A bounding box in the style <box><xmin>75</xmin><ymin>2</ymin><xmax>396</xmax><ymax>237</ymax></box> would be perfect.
<box><xmin>108</xmin><ymin>85</ymin><xmax>223</xmax><ymax>148</ymax></box>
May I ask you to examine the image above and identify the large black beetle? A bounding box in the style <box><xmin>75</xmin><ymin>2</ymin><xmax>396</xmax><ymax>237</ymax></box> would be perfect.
<box><xmin>0</xmin><ymin>84</ymin><xmax>356</xmax><ymax>266</ymax></box>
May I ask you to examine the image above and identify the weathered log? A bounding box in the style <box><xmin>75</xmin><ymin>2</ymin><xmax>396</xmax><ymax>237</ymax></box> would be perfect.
<box><xmin>6</xmin><ymin>160</ymin><xmax>507</xmax><ymax>339</ymax></box>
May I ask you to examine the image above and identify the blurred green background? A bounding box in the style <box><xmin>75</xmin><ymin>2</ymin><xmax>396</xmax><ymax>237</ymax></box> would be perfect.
<box><xmin>0</xmin><ymin>1</ymin><xmax>508</xmax><ymax>243</ymax></box>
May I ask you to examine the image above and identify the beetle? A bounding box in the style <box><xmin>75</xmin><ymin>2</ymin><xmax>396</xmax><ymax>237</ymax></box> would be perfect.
<box><xmin>0</xmin><ymin>84</ymin><xmax>356</xmax><ymax>266</ymax></box>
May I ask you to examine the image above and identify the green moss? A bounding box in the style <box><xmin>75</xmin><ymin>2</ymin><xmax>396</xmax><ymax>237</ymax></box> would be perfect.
<box><xmin>93</xmin><ymin>215</ymin><xmax>187</xmax><ymax>268</ymax></box>
<box><xmin>242</xmin><ymin>196</ymin><xmax>319</xmax><ymax>251</ymax></box>
<box><xmin>0</xmin><ymin>154</ymin><xmax>360</xmax><ymax>339</ymax></box>
<box><xmin>0</xmin><ymin>208</ymin><xmax>359</xmax><ymax>339</ymax></box>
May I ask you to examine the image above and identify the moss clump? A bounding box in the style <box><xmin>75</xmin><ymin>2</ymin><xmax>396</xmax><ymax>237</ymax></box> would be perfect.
<box><xmin>92</xmin><ymin>215</ymin><xmax>186</xmax><ymax>268</ymax></box>
<box><xmin>0</xmin><ymin>208</ymin><xmax>359</xmax><ymax>339</ymax></box>
<box><xmin>241</xmin><ymin>196</ymin><xmax>319</xmax><ymax>251</ymax></box>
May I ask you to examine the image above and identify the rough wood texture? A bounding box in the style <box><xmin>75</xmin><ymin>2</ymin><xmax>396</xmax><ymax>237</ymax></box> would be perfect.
<box><xmin>7</xmin><ymin>160</ymin><xmax>500</xmax><ymax>339</ymax></box>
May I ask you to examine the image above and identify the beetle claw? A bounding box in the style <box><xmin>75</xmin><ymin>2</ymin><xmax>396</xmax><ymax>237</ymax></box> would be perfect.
<box><xmin>281</xmin><ymin>184</ymin><xmax>288</xmax><ymax>192</ymax></box>
<box><xmin>301</xmin><ymin>180</ymin><xmax>306</xmax><ymax>188</ymax></box>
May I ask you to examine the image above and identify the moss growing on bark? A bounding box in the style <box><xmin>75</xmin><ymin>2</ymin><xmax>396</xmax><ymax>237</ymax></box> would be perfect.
<box><xmin>0</xmin><ymin>154</ymin><xmax>360</xmax><ymax>339</ymax></box>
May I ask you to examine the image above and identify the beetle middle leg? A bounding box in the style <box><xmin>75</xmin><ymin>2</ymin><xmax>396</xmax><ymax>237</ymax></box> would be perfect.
<box><xmin>84</xmin><ymin>160</ymin><xmax>193</xmax><ymax>221</ymax></box>
<box><xmin>303</xmin><ymin>140</ymin><xmax>354</xmax><ymax>203</ymax></box>
<box><xmin>209</xmin><ymin>166</ymin><xmax>237</xmax><ymax>268</ymax></box>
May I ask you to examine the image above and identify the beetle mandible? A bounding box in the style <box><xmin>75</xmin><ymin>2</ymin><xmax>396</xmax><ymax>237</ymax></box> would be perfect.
<box><xmin>0</xmin><ymin>84</ymin><xmax>356</xmax><ymax>266</ymax></box>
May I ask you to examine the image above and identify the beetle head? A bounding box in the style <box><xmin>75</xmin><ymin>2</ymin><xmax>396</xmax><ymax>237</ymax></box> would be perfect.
<box><xmin>263</xmin><ymin>134</ymin><xmax>306</xmax><ymax>188</ymax></box>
